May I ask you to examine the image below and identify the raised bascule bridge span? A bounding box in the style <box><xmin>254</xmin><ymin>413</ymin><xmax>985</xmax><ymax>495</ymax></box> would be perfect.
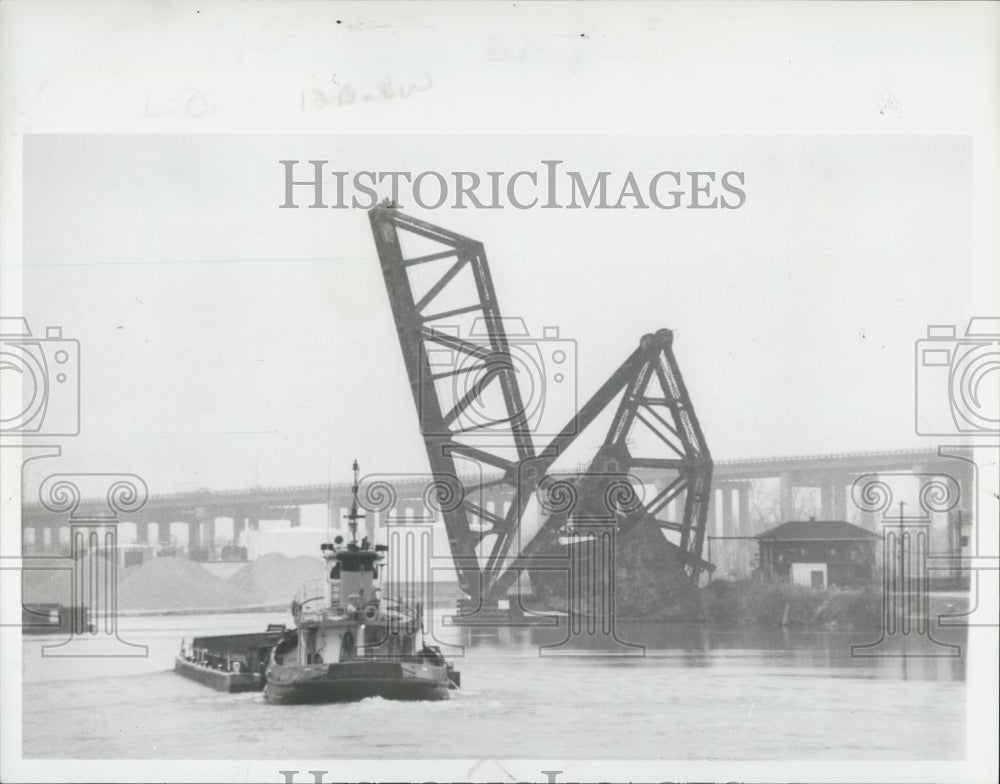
<box><xmin>21</xmin><ymin>447</ymin><xmax>975</xmax><ymax>556</ymax></box>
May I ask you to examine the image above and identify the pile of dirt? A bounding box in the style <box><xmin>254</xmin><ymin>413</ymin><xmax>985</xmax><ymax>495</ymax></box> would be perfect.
<box><xmin>22</xmin><ymin>551</ymin><xmax>459</xmax><ymax>615</ymax></box>
<box><xmin>21</xmin><ymin>558</ymin><xmax>75</xmax><ymax>605</ymax></box>
<box><xmin>226</xmin><ymin>552</ymin><xmax>325</xmax><ymax>605</ymax></box>
<box><xmin>118</xmin><ymin>556</ymin><xmax>248</xmax><ymax>611</ymax></box>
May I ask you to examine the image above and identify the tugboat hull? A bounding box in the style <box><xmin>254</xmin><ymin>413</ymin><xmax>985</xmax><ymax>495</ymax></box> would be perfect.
<box><xmin>264</xmin><ymin>660</ymin><xmax>452</xmax><ymax>704</ymax></box>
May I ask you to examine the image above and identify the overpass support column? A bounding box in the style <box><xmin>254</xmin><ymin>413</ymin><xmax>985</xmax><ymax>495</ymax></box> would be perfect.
<box><xmin>136</xmin><ymin>522</ymin><xmax>149</xmax><ymax>544</ymax></box>
<box><xmin>721</xmin><ymin>485</ymin><xmax>734</xmax><ymax>537</ymax></box>
<box><xmin>779</xmin><ymin>473</ymin><xmax>795</xmax><ymax>521</ymax></box>
<box><xmin>956</xmin><ymin>466</ymin><xmax>974</xmax><ymax>523</ymax></box>
<box><xmin>860</xmin><ymin>473</ymin><xmax>879</xmax><ymax>531</ymax></box>
<box><xmin>705</xmin><ymin>489</ymin><xmax>717</xmax><ymax>536</ymax></box>
<box><xmin>232</xmin><ymin>513</ymin><xmax>246</xmax><ymax>544</ymax></box>
<box><xmin>820</xmin><ymin>484</ymin><xmax>834</xmax><ymax>519</ymax></box>
<box><xmin>289</xmin><ymin>508</ymin><xmax>301</xmax><ymax>528</ymax></box>
<box><xmin>738</xmin><ymin>484</ymin><xmax>751</xmax><ymax>535</ymax></box>
<box><xmin>193</xmin><ymin>508</ymin><xmax>212</xmax><ymax>553</ymax></box>
<box><xmin>833</xmin><ymin>478</ymin><xmax>848</xmax><ymax>520</ymax></box>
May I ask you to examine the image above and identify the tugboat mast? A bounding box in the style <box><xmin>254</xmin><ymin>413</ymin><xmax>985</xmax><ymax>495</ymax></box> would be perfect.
<box><xmin>346</xmin><ymin>459</ymin><xmax>365</xmax><ymax>546</ymax></box>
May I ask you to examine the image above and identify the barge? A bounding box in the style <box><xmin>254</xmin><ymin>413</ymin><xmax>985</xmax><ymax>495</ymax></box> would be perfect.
<box><xmin>175</xmin><ymin>626</ymin><xmax>286</xmax><ymax>693</ymax></box>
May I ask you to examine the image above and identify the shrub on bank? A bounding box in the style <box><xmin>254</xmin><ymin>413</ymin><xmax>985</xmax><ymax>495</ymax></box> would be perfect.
<box><xmin>699</xmin><ymin>579</ymin><xmax>884</xmax><ymax>630</ymax></box>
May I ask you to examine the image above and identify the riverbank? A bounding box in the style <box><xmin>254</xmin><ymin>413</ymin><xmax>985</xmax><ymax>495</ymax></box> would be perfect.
<box><xmin>22</xmin><ymin>555</ymin><xmax>968</xmax><ymax>628</ymax></box>
<box><xmin>699</xmin><ymin>579</ymin><xmax>969</xmax><ymax>630</ymax></box>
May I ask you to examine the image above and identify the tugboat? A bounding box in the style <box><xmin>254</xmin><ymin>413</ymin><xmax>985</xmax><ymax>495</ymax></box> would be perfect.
<box><xmin>263</xmin><ymin>461</ymin><xmax>460</xmax><ymax>704</ymax></box>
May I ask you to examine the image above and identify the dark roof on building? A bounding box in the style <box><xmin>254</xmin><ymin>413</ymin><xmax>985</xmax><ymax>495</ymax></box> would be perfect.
<box><xmin>756</xmin><ymin>519</ymin><xmax>878</xmax><ymax>541</ymax></box>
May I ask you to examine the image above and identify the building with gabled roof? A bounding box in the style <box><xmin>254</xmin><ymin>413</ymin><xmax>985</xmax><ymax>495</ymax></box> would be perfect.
<box><xmin>756</xmin><ymin>518</ymin><xmax>878</xmax><ymax>588</ymax></box>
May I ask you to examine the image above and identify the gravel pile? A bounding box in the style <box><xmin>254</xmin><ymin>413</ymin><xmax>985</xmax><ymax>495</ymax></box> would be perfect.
<box><xmin>226</xmin><ymin>552</ymin><xmax>325</xmax><ymax>605</ymax></box>
<box><xmin>24</xmin><ymin>552</ymin><xmax>336</xmax><ymax>613</ymax></box>
<box><xmin>118</xmin><ymin>556</ymin><xmax>248</xmax><ymax>611</ymax></box>
<box><xmin>22</xmin><ymin>559</ymin><xmax>75</xmax><ymax>604</ymax></box>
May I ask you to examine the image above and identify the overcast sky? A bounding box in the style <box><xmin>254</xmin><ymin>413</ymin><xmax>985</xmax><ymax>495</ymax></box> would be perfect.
<box><xmin>20</xmin><ymin>133</ymin><xmax>974</xmax><ymax>495</ymax></box>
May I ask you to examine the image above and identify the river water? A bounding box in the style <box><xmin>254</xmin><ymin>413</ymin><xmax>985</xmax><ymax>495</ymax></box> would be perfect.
<box><xmin>21</xmin><ymin>610</ymin><xmax>966</xmax><ymax>760</ymax></box>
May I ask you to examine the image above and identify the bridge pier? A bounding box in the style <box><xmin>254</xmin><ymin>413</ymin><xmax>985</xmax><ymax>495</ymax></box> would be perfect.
<box><xmin>714</xmin><ymin>480</ymin><xmax>753</xmax><ymax>535</ymax></box>
<box><xmin>705</xmin><ymin>490</ymin><xmax>717</xmax><ymax>537</ymax></box>
<box><xmin>191</xmin><ymin>508</ymin><xmax>213</xmax><ymax>555</ymax></box>
<box><xmin>833</xmin><ymin>478</ymin><xmax>848</xmax><ymax>519</ymax></box>
<box><xmin>47</xmin><ymin>527</ymin><xmax>57</xmax><ymax>552</ymax></box>
<box><xmin>859</xmin><ymin>473</ymin><xmax>880</xmax><ymax>531</ymax></box>
<box><xmin>779</xmin><ymin>472</ymin><xmax>795</xmax><ymax>520</ymax></box>
<box><xmin>232</xmin><ymin>512</ymin><xmax>247</xmax><ymax>543</ymax></box>
<box><xmin>721</xmin><ymin>484</ymin><xmax>734</xmax><ymax>537</ymax></box>
<box><xmin>820</xmin><ymin>484</ymin><xmax>834</xmax><ymax>519</ymax></box>
<box><xmin>738</xmin><ymin>484</ymin><xmax>751</xmax><ymax>535</ymax></box>
<box><xmin>135</xmin><ymin>521</ymin><xmax>149</xmax><ymax>544</ymax></box>
<box><xmin>958</xmin><ymin>471</ymin><xmax>974</xmax><ymax>521</ymax></box>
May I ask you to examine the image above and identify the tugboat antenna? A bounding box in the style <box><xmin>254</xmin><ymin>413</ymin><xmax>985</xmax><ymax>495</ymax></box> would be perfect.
<box><xmin>345</xmin><ymin>459</ymin><xmax>365</xmax><ymax>545</ymax></box>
